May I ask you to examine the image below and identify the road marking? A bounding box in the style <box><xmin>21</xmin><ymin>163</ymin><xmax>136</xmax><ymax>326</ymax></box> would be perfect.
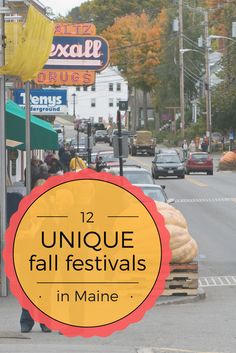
<box><xmin>199</xmin><ymin>276</ymin><xmax>236</xmax><ymax>287</ymax></box>
<box><xmin>185</xmin><ymin>176</ymin><xmax>208</xmax><ymax>187</ymax></box>
<box><xmin>175</xmin><ymin>197</ymin><xmax>236</xmax><ymax>203</ymax></box>
<box><xmin>129</xmin><ymin>156</ymin><xmax>150</xmax><ymax>168</ymax></box>
<box><xmin>137</xmin><ymin>347</ymin><xmax>226</xmax><ymax>353</ymax></box>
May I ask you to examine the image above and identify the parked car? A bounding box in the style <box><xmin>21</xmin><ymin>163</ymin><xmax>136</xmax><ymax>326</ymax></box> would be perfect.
<box><xmin>94</xmin><ymin>130</ymin><xmax>109</xmax><ymax>143</ymax></box>
<box><xmin>185</xmin><ymin>152</ymin><xmax>213</xmax><ymax>175</ymax></box>
<box><xmin>92</xmin><ymin>123</ymin><xmax>106</xmax><ymax>133</ymax></box>
<box><xmin>90</xmin><ymin>151</ymin><xmax>120</xmax><ymax>169</ymax></box>
<box><xmin>151</xmin><ymin>153</ymin><xmax>185</xmax><ymax>179</ymax></box>
<box><xmin>136</xmin><ymin>184</ymin><xmax>175</xmax><ymax>204</ymax></box>
<box><xmin>107</xmin><ymin>165</ymin><xmax>155</xmax><ymax>184</ymax></box>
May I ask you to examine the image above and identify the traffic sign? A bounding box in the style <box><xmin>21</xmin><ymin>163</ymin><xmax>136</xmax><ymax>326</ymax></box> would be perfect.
<box><xmin>119</xmin><ymin>101</ymin><xmax>128</xmax><ymax>111</ymax></box>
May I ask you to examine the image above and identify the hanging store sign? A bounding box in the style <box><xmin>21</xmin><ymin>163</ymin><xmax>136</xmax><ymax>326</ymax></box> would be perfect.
<box><xmin>13</xmin><ymin>89</ymin><xmax>68</xmax><ymax>115</ymax></box>
<box><xmin>35</xmin><ymin>23</ymin><xmax>109</xmax><ymax>86</ymax></box>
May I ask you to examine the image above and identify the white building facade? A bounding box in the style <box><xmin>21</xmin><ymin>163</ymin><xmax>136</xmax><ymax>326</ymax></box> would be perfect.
<box><xmin>66</xmin><ymin>66</ymin><xmax>128</xmax><ymax>124</ymax></box>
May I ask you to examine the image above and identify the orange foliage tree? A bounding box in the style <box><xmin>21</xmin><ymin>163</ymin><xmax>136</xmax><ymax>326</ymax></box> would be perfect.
<box><xmin>103</xmin><ymin>11</ymin><xmax>167</xmax><ymax>128</ymax></box>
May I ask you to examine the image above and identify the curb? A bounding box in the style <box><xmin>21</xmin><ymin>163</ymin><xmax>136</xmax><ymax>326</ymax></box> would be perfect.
<box><xmin>155</xmin><ymin>288</ymin><xmax>206</xmax><ymax>306</ymax></box>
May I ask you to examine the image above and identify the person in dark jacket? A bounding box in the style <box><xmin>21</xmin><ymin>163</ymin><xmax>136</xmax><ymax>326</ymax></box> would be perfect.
<box><xmin>20</xmin><ymin>179</ymin><xmax>51</xmax><ymax>333</ymax></box>
<box><xmin>60</xmin><ymin>149</ymin><xmax>71</xmax><ymax>172</ymax></box>
<box><xmin>201</xmin><ymin>139</ymin><xmax>209</xmax><ymax>152</ymax></box>
<box><xmin>48</xmin><ymin>158</ymin><xmax>63</xmax><ymax>176</ymax></box>
<box><xmin>96</xmin><ymin>156</ymin><xmax>106</xmax><ymax>172</ymax></box>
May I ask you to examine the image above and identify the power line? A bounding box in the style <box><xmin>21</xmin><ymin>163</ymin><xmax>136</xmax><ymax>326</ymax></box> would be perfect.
<box><xmin>184</xmin><ymin>66</ymin><xmax>202</xmax><ymax>81</ymax></box>
<box><xmin>184</xmin><ymin>71</ymin><xmax>198</xmax><ymax>85</ymax></box>
<box><xmin>111</xmin><ymin>37</ymin><xmax>162</xmax><ymax>52</ymax></box>
<box><xmin>184</xmin><ymin>55</ymin><xmax>204</xmax><ymax>74</ymax></box>
<box><xmin>183</xmin><ymin>34</ymin><xmax>202</xmax><ymax>50</ymax></box>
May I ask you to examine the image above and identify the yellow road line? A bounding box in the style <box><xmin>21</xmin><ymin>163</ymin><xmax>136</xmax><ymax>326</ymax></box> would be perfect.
<box><xmin>186</xmin><ymin>176</ymin><xmax>208</xmax><ymax>187</ymax></box>
<box><xmin>130</xmin><ymin>157</ymin><xmax>208</xmax><ymax>187</ymax></box>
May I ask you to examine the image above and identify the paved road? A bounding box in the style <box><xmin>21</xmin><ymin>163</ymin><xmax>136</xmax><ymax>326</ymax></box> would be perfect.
<box><xmin>128</xmin><ymin>153</ymin><xmax>236</xmax><ymax>278</ymax></box>
<box><xmin>1</xmin><ymin>143</ymin><xmax>235</xmax><ymax>353</ymax></box>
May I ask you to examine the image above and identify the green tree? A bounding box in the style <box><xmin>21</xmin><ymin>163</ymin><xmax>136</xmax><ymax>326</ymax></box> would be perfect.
<box><xmin>67</xmin><ymin>0</ymin><xmax>164</xmax><ymax>33</ymax></box>
<box><xmin>210</xmin><ymin>2</ymin><xmax>236</xmax><ymax>131</ymax></box>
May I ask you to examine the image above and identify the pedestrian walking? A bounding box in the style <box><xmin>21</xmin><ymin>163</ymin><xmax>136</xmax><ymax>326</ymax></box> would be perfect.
<box><xmin>182</xmin><ymin>139</ymin><xmax>188</xmax><ymax>160</ymax></box>
<box><xmin>20</xmin><ymin>309</ymin><xmax>51</xmax><ymax>333</ymax></box>
<box><xmin>189</xmin><ymin>140</ymin><xmax>196</xmax><ymax>153</ymax></box>
<box><xmin>69</xmin><ymin>153</ymin><xmax>86</xmax><ymax>172</ymax></box>
<box><xmin>96</xmin><ymin>156</ymin><xmax>106</xmax><ymax>172</ymax></box>
<box><xmin>44</xmin><ymin>151</ymin><xmax>55</xmax><ymax>166</ymax></box>
<box><xmin>198</xmin><ymin>137</ymin><xmax>203</xmax><ymax>151</ymax></box>
<box><xmin>24</xmin><ymin>156</ymin><xmax>41</xmax><ymax>188</ymax></box>
<box><xmin>20</xmin><ymin>177</ymin><xmax>51</xmax><ymax>333</ymax></box>
<box><xmin>201</xmin><ymin>138</ymin><xmax>208</xmax><ymax>152</ymax></box>
<box><xmin>48</xmin><ymin>158</ymin><xmax>64</xmax><ymax>176</ymax></box>
<box><xmin>60</xmin><ymin>149</ymin><xmax>71</xmax><ymax>172</ymax></box>
<box><xmin>32</xmin><ymin>163</ymin><xmax>49</xmax><ymax>188</ymax></box>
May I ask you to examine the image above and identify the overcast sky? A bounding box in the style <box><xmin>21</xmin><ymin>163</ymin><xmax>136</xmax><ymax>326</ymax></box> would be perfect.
<box><xmin>43</xmin><ymin>0</ymin><xmax>86</xmax><ymax>16</ymax></box>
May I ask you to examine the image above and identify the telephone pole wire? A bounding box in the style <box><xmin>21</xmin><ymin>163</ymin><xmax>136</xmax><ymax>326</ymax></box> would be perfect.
<box><xmin>179</xmin><ymin>0</ymin><xmax>185</xmax><ymax>137</ymax></box>
<box><xmin>204</xmin><ymin>10</ymin><xmax>212</xmax><ymax>152</ymax></box>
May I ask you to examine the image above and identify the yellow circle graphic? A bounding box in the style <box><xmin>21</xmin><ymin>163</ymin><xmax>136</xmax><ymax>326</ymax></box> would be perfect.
<box><xmin>13</xmin><ymin>179</ymin><xmax>161</xmax><ymax>327</ymax></box>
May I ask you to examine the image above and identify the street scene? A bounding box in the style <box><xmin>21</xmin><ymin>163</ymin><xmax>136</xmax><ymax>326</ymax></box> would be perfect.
<box><xmin>0</xmin><ymin>0</ymin><xmax>236</xmax><ymax>352</ymax></box>
<box><xmin>1</xmin><ymin>123</ymin><xmax>236</xmax><ymax>352</ymax></box>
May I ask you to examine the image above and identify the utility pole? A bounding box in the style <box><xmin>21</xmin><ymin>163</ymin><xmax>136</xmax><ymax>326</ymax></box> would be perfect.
<box><xmin>117</xmin><ymin>110</ymin><xmax>123</xmax><ymax>176</ymax></box>
<box><xmin>87</xmin><ymin>121</ymin><xmax>92</xmax><ymax>164</ymax></box>
<box><xmin>179</xmin><ymin>0</ymin><xmax>185</xmax><ymax>138</ymax></box>
<box><xmin>204</xmin><ymin>10</ymin><xmax>212</xmax><ymax>152</ymax></box>
<box><xmin>133</xmin><ymin>87</ymin><xmax>137</xmax><ymax>133</ymax></box>
<box><xmin>0</xmin><ymin>0</ymin><xmax>7</xmax><ymax>297</ymax></box>
<box><xmin>72</xmin><ymin>93</ymin><xmax>79</xmax><ymax>152</ymax></box>
<box><xmin>25</xmin><ymin>81</ymin><xmax>31</xmax><ymax>194</ymax></box>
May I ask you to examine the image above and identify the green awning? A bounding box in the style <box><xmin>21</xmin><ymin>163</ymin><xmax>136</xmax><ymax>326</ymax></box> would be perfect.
<box><xmin>5</xmin><ymin>99</ymin><xmax>58</xmax><ymax>150</ymax></box>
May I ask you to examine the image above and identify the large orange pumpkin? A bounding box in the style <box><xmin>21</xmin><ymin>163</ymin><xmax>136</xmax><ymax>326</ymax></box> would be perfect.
<box><xmin>155</xmin><ymin>201</ymin><xmax>198</xmax><ymax>263</ymax></box>
<box><xmin>219</xmin><ymin>151</ymin><xmax>236</xmax><ymax>170</ymax></box>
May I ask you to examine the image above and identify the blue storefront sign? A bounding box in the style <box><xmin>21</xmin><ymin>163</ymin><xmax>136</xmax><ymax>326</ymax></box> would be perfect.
<box><xmin>44</xmin><ymin>36</ymin><xmax>109</xmax><ymax>71</ymax></box>
<box><xmin>13</xmin><ymin>89</ymin><xmax>67</xmax><ymax>115</ymax></box>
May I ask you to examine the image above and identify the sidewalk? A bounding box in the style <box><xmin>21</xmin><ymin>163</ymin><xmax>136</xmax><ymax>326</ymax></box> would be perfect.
<box><xmin>0</xmin><ymin>287</ymin><xmax>205</xmax><ymax>353</ymax></box>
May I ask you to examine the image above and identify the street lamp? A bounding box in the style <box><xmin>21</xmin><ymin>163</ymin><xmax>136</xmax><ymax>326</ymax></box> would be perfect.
<box><xmin>71</xmin><ymin>93</ymin><xmax>76</xmax><ymax>120</ymax></box>
<box><xmin>71</xmin><ymin>93</ymin><xmax>79</xmax><ymax>151</ymax></box>
<box><xmin>209</xmin><ymin>35</ymin><xmax>236</xmax><ymax>43</ymax></box>
<box><xmin>179</xmin><ymin>0</ymin><xmax>185</xmax><ymax>138</ymax></box>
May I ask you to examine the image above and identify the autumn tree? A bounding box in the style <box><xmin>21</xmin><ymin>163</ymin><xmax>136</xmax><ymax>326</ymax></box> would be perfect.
<box><xmin>67</xmin><ymin>0</ymin><xmax>164</xmax><ymax>33</ymax></box>
<box><xmin>103</xmin><ymin>11</ymin><xmax>167</xmax><ymax>128</ymax></box>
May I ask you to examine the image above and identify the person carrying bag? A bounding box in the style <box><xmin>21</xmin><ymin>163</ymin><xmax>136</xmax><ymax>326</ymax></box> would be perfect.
<box><xmin>69</xmin><ymin>153</ymin><xmax>86</xmax><ymax>172</ymax></box>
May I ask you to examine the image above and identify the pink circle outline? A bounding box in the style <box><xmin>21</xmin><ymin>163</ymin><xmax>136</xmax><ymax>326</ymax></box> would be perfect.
<box><xmin>3</xmin><ymin>169</ymin><xmax>171</xmax><ymax>337</ymax></box>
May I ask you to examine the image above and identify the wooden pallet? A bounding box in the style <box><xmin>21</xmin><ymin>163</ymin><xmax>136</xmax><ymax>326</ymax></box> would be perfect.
<box><xmin>165</xmin><ymin>278</ymin><xmax>198</xmax><ymax>289</ymax></box>
<box><xmin>162</xmin><ymin>288</ymin><xmax>198</xmax><ymax>296</ymax></box>
<box><xmin>162</xmin><ymin>261</ymin><xmax>199</xmax><ymax>296</ymax></box>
